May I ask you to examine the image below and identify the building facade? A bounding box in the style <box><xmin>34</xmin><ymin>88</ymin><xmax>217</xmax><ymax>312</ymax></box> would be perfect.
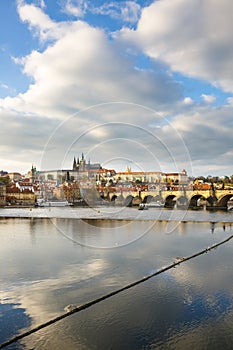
<box><xmin>0</xmin><ymin>182</ymin><xmax>6</xmax><ymax>206</ymax></box>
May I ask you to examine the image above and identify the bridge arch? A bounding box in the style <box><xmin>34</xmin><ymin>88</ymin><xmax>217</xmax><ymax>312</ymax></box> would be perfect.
<box><xmin>132</xmin><ymin>196</ymin><xmax>142</xmax><ymax>206</ymax></box>
<box><xmin>125</xmin><ymin>195</ymin><xmax>133</xmax><ymax>207</ymax></box>
<box><xmin>99</xmin><ymin>194</ymin><xmax>111</xmax><ymax>205</ymax></box>
<box><xmin>217</xmin><ymin>194</ymin><xmax>233</xmax><ymax>208</ymax></box>
<box><xmin>143</xmin><ymin>195</ymin><xmax>153</xmax><ymax>204</ymax></box>
<box><xmin>164</xmin><ymin>195</ymin><xmax>176</xmax><ymax>208</ymax></box>
<box><xmin>111</xmin><ymin>194</ymin><xmax>118</xmax><ymax>202</ymax></box>
<box><xmin>189</xmin><ymin>194</ymin><xmax>206</xmax><ymax>207</ymax></box>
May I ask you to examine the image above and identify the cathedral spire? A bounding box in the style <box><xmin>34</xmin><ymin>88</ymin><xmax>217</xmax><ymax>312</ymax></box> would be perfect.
<box><xmin>73</xmin><ymin>157</ymin><xmax>76</xmax><ymax>170</ymax></box>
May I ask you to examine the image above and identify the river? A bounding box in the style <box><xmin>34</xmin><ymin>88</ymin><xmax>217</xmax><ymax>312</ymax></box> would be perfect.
<box><xmin>0</xmin><ymin>207</ymin><xmax>233</xmax><ymax>349</ymax></box>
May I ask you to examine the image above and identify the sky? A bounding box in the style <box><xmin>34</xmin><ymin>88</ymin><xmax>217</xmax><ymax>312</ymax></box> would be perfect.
<box><xmin>1</xmin><ymin>0</ymin><xmax>233</xmax><ymax>177</ymax></box>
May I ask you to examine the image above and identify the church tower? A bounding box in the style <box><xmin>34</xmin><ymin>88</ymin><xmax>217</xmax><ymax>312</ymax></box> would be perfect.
<box><xmin>29</xmin><ymin>165</ymin><xmax>36</xmax><ymax>183</ymax></box>
<box><xmin>80</xmin><ymin>153</ymin><xmax>86</xmax><ymax>171</ymax></box>
<box><xmin>73</xmin><ymin>157</ymin><xmax>77</xmax><ymax>170</ymax></box>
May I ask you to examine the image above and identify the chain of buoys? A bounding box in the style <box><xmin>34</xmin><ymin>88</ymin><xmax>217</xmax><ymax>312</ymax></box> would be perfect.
<box><xmin>1</xmin><ymin>233</ymin><xmax>233</xmax><ymax>349</ymax></box>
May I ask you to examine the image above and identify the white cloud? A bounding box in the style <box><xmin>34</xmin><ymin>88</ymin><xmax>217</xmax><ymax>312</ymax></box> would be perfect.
<box><xmin>61</xmin><ymin>0</ymin><xmax>88</xmax><ymax>18</ymax></box>
<box><xmin>120</xmin><ymin>0</ymin><xmax>233</xmax><ymax>92</ymax></box>
<box><xmin>226</xmin><ymin>97</ymin><xmax>233</xmax><ymax>106</ymax></box>
<box><xmin>17</xmin><ymin>1</ymin><xmax>78</xmax><ymax>42</ymax></box>
<box><xmin>93</xmin><ymin>1</ymin><xmax>141</xmax><ymax>24</ymax></box>
<box><xmin>17</xmin><ymin>1</ymin><xmax>56</xmax><ymax>41</ymax></box>
<box><xmin>40</xmin><ymin>0</ymin><xmax>46</xmax><ymax>8</ymax></box>
<box><xmin>201</xmin><ymin>94</ymin><xmax>216</xmax><ymax>104</ymax></box>
<box><xmin>0</xmin><ymin>83</ymin><xmax>9</xmax><ymax>90</ymax></box>
<box><xmin>165</xmin><ymin>105</ymin><xmax>233</xmax><ymax>175</ymax></box>
<box><xmin>183</xmin><ymin>97</ymin><xmax>194</xmax><ymax>105</ymax></box>
<box><xmin>59</xmin><ymin>0</ymin><xmax>141</xmax><ymax>24</ymax></box>
<box><xmin>1</xmin><ymin>3</ymin><xmax>182</xmax><ymax>120</ymax></box>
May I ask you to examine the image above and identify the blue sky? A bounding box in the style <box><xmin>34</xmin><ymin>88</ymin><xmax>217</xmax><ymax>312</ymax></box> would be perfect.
<box><xmin>1</xmin><ymin>0</ymin><xmax>233</xmax><ymax>176</ymax></box>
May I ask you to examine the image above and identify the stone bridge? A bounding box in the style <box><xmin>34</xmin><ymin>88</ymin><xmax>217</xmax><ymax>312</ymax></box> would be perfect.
<box><xmin>99</xmin><ymin>189</ymin><xmax>233</xmax><ymax>208</ymax></box>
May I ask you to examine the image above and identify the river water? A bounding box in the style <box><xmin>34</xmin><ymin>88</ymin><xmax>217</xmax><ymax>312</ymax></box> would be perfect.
<box><xmin>0</xmin><ymin>207</ymin><xmax>233</xmax><ymax>349</ymax></box>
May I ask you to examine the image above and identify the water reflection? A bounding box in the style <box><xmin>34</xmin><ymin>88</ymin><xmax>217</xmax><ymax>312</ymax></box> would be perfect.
<box><xmin>53</xmin><ymin>218</ymin><xmax>157</xmax><ymax>249</ymax></box>
<box><xmin>211</xmin><ymin>222</ymin><xmax>215</xmax><ymax>233</ymax></box>
<box><xmin>0</xmin><ymin>301</ymin><xmax>31</xmax><ymax>346</ymax></box>
<box><xmin>0</xmin><ymin>218</ymin><xmax>233</xmax><ymax>349</ymax></box>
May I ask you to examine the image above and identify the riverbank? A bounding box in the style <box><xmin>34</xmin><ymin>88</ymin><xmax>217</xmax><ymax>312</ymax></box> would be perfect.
<box><xmin>0</xmin><ymin>206</ymin><xmax>233</xmax><ymax>223</ymax></box>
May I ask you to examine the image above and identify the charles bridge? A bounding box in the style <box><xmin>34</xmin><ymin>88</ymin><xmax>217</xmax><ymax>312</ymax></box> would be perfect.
<box><xmin>98</xmin><ymin>188</ymin><xmax>233</xmax><ymax>209</ymax></box>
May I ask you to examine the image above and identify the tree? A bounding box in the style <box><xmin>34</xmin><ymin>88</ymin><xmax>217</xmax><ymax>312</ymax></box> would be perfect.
<box><xmin>222</xmin><ymin>176</ymin><xmax>230</xmax><ymax>183</ymax></box>
<box><xmin>0</xmin><ymin>176</ymin><xmax>10</xmax><ymax>186</ymax></box>
<box><xmin>212</xmin><ymin>176</ymin><xmax>220</xmax><ymax>183</ymax></box>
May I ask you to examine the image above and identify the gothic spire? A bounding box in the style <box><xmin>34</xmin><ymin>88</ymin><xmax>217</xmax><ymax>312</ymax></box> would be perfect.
<box><xmin>73</xmin><ymin>157</ymin><xmax>76</xmax><ymax>170</ymax></box>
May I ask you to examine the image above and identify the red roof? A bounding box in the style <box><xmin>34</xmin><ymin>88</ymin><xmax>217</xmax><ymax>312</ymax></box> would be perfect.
<box><xmin>7</xmin><ymin>186</ymin><xmax>33</xmax><ymax>194</ymax></box>
<box><xmin>7</xmin><ymin>187</ymin><xmax>20</xmax><ymax>193</ymax></box>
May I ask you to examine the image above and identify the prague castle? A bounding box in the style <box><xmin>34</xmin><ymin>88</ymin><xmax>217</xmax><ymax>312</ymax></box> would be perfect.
<box><xmin>72</xmin><ymin>153</ymin><xmax>102</xmax><ymax>172</ymax></box>
<box><xmin>37</xmin><ymin>153</ymin><xmax>102</xmax><ymax>185</ymax></box>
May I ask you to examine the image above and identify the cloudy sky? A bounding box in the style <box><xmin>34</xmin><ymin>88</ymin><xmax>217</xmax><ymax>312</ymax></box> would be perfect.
<box><xmin>0</xmin><ymin>0</ymin><xmax>233</xmax><ymax>176</ymax></box>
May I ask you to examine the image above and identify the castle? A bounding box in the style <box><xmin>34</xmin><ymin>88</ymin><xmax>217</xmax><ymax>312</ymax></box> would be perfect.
<box><xmin>72</xmin><ymin>153</ymin><xmax>102</xmax><ymax>172</ymax></box>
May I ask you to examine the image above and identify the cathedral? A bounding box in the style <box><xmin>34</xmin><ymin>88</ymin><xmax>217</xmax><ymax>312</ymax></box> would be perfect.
<box><xmin>72</xmin><ymin>153</ymin><xmax>102</xmax><ymax>172</ymax></box>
